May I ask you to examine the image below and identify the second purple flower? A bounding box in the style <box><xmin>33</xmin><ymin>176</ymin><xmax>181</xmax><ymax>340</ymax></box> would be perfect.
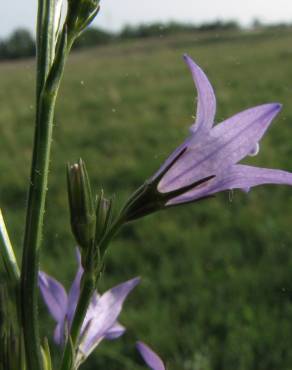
<box><xmin>38</xmin><ymin>251</ymin><xmax>140</xmax><ymax>367</ymax></box>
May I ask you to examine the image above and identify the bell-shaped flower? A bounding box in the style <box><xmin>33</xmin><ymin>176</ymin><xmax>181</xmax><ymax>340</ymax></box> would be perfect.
<box><xmin>121</xmin><ymin>55</ymin><xmax>292</xmax><ymax>221</ymax></box>
<box><xmin>38</xmin><ymin>252</ymin><xmax>140</xmax><ymax>365</ymax></box>
<box><xmin>136</xmin><ymin>341</ymin><xmax>165</xmax><ymax>370</ymax></box>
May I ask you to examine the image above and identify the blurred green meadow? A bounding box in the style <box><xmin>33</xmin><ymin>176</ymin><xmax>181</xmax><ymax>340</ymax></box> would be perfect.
<box><xmin>1</xmin><ymin>27</ymin><xmax>292</xmax><ymax>369</ymax></box>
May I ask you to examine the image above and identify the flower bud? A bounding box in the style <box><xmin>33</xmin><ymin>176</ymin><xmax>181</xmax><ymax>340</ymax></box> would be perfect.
<box><xmin>95</xmin><ymin>191</ymin><xmax>112</xmax><ymax>244</ymax></box>
<box><xmin>66</xmin><ymin>0</ymin><xmax>100</xmax><ymax>38</ymax></box>
<box><xmin>67</xmin><ymin>159</ymin><xmax>96</xmax><ymax>250</ymax></box>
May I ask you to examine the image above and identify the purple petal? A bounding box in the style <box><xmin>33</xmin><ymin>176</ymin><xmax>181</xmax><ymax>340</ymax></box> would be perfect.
<box><xmin>104</xmin><ymin>322</ymin><xmax>126</xmax><ymax>340</ymax></box>
<box><xmin>152</xmin><ymin>56</ymin><xmax>215</xmax><ymax>182</ymax></box>
<box><xmin>38</xmin><ymin>271</ymin><xmax>67</xmax><ymax>323</ymax></box>
<box><xmin>211</xmin><ymin>103</ymin><xmax>281</xmax><ymax>164</ymax></box>
<box><xmin>159</xmin><ymin>103</ymin><xmax>281</xmax><ymax>192</ymax></box>
<box><xmin>167</xmin><ymin>164</ymin><xmax>292</xmax><ymax>205</ymax></box>
<box><xmin>54</xmin><ymin>321</ymin><xmax>65</xmax><ymax>345</ymax></box>
<box><xmin>183</xmin><ymin>54</ymin><xmax>216</xmax><ymax>133</ymax></box>
<box><xmin>79</xmin><ymin>277</ymin><xmax>140</xmax><ymax>357</ymax></box>
<box><xmin>80</xmin><ymin>292</ymin><xmax>100</xmax><ymax>336</ymax></box>
<box><xmin>136</xmin><ymin>341</ymin><xmax>165</xmax><ymax>370</ymax></box>
<box><xmin>151</xmin><ymin>139</ymin><xmax>190</xmax><ymax>182</ymax></box>
<box><xmin>66</xmin><ymin>249</ymin><xmax>84</xmax><ymax>325</ymax></box>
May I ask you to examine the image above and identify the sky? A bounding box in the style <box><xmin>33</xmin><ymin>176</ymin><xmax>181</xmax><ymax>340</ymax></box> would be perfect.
<box><xmin>1</xmin><ymin>0</ymin><xmax>292</xmax><ymax>38</ymax></box>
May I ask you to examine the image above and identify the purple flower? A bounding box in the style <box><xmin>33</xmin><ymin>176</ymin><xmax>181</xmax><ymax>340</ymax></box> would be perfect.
<box><xmin>136</xmin><ymin>341</ymin><xmax>165</xmax><ymax>370</ymax></box>
<box><xmin>38</xmin><ymin>251</ymin><xmax>140</xmax><ymax>365</ymax></box>
<box><xmin>121</xmin><ymin>55</ymin><xmax>292</xmax><ymax>220</ymax></box>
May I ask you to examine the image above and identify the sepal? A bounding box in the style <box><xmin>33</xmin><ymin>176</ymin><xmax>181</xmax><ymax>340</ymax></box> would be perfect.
<box><xmin>41</xmin><ymin>338</ymin><xmax>53</xmax><ymax>370</ymax></box>
<box><xmin>66</xmin><ymin>0</ymin><xmax>100</xmax><ymax>38</ymax></box>
<box><xmin>95</xmin><ymin>191</ymin><xmax>113</xmax><ymax>244</ymax></box>
<box><xmin>119</xmin><ymin>146</ymin><xmax>214</xmax><ymax>221</ymax></box>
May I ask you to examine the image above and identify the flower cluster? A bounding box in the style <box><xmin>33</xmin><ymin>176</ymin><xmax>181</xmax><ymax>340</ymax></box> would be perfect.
<box><xmin>38</xmin><ymin>55</ymin><xmax>292</xmax><ymax>369</ymax></box>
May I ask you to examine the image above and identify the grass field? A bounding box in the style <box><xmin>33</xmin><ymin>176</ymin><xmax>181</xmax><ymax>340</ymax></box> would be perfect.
<box><xmin>1</xmin><ymin>28</ymin><xmax>292</xmax><ymax>369</ymax></box>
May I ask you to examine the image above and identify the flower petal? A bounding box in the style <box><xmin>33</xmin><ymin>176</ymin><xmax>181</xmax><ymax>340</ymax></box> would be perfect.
<box><xmin>151</xmin><ymin>139</ymin><xmax>190</xmax><ymax>182</ymax></box>
<box><xmin>183</xmin><ymin>54</ymin><xmax>216</xmax><ymax>133</ymax></box>
<box><xmin>54</xmin><ymin>321</ymin><xmax>65</xmax><ymax>345</ymax></box>
<box><xmin>79</xmin><ymin>277</ymin><xmax>140</xmax><ymax>358</ymax></box>
<box><xmin>159</xmin><ymin>103</ymin><xmax>281</xmax><ymax>192</ymax></box>
<box><xmin>152</xmin><ymin>56</ymin><xmax>215</xmax><ymax>182</ymax></box>
<box><xmin>136</xmin><ymin>341</ymin><xmax>165</xmax><ymax>370</ymax></box>
<box><xmin>80</xmin><ymin>292</ymin><xmax>100</xmax><ymax>335</ymax></box>
<box><xmin>67</xmin><ymin>249</ymin><xmax>84</xmax><ymax>325</ymax></box>
<box><xmin>38</xmin><ymin>271</ymin><xmax>67</xmax><ymax>323</ymax></box>
<box><xmin>104</xmin><ymin>322</ymin><xmax>126</xmax><ymax>340</ymax></box>
<box><xmin>167</xmin><ymin>164</ymin><xmax>292</xmax><ymax>205</ymax></box>
<box><xmin>211</xmin><ymin>103</ymin><xmax>281</xmax><ymax>164</ymax></box>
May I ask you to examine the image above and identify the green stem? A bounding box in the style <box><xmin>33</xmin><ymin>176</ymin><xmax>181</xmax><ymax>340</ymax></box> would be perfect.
<box><xmin>20</xmin><ymin>25</ymin><xmax>72</xmax><ymax>370</ymax></box>
<box><xmin>21</xmin><ymin>88</ymin><xmax>58</xmax><ymax>370</ymax></box>
<box><xmin>59</xmin><ymin>219</ymin><xmax>123</xmax><ymax>370</ymax></box>
<box><xmin>36</xmin><ymin>0</ymin><xmax>57</xmax><ymax>99</ymax></box>
<box><xmin>60</xmin><ymin>274</ymin><xmax>95</xmax><ymax>370</ymax></box>
<box><xmin>20</xmin><ymin>1</ymin><xmax>57</xmax><ymax>369</ymax></box>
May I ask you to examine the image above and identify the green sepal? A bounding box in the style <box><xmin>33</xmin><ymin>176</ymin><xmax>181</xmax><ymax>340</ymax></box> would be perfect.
<box><xmin>66</xmin><ymin>0</ymin><xmax>100</xmax><ymax>39</ymax></box>
<box><xmin>95</xmin><ymin>191</ymin><xmax>113</xmax><ymax>244</ymax></box>
<box><xmin>41</xmin><ymin>338</ymin><xmax>52</xmax><ymax>370</ymax></box>
<box><xmin>119</xmin><ymin>145</ymin><xmax>215</xmax><ymax>221</ymax></box>
<box><xmin>77</xmin><ymin>5</ymin><xmax>100</xmax><ymax>35</ymax></box>
<box><xmin>68</xmin><ymin>335</ymin><xmax>75</xmax><ymax>369</ymax></box>
<box><xmin>45</xmin><ymin>25</ymin><xmax>68</xmax><ymax>94</ymax></box>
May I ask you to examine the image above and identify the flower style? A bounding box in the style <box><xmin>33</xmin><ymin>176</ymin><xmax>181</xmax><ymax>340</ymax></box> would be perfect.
<box><xmin>136</xmin><ymin>341</ymin><xmax>165</xmax><ymax>370</ymax></box>
<box><xmin>38</xmin><ymin>252</ymin><xmax>140</xmax><ymax>365</ymax></box>
<box><xmin>121</xmin><ymin>55</ymin><xmax>292</xmax><ymax>221</ymax></box>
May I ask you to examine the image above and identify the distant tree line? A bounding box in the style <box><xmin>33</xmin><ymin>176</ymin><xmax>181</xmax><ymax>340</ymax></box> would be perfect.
<box><xmin>119</xmin><ymin>20</ymin><xmax>239</xmax><ymax>39</ymax></box>
<box><xmin>0</xmin><ymin>29</ymin><xmax>35</xmax><ymax>60</ymax></box>
<box><xmin>0</xmin><ymin>21</ymin><xmax>241</xmax><ymax>60</ymax></box>
<box><xmin>0</xmin><ymin>20</ymin><xmax>289</xmax><ymax>60</ymax></box>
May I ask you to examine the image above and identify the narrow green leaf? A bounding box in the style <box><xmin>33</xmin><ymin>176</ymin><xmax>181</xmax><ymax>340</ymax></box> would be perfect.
<box><xmin>0</xmin><ymin>210</ymin><xmax>20</xmax><ymax>283</ymax></box>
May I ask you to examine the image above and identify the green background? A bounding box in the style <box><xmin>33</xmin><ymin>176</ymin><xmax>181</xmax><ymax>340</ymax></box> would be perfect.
<box><xmin>1</xmin><ymin>28</ymin><xmax>292</xmax><ymax>369</ymax></box>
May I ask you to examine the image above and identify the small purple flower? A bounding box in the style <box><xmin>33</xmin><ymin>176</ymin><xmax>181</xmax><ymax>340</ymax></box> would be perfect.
<box><xmin>136</xmin><ymin>341</ymin><xmax>165</xmax><ymax>370</ymax></box>
<box><xmin>122</xmin><ymin>55</ymin><xmax>292</xmax><ymax>220</ymax></box>
<box><xmin>38</xmin><ymin>251</ymin><xmax>140</xmax><ymax>365</ymax></box>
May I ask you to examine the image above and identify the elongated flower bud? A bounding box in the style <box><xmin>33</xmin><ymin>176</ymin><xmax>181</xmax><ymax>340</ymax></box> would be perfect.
<box><xmin>67</xmin><ymin>159</ymin><xmax>96</xmax><ymax>250</ymax></box>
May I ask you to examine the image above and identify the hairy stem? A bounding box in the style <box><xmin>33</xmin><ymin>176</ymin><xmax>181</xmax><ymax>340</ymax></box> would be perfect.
<box><xmin>21</xmin><ymin>88</ymin><xmax>58</xmax><ymax>370</ymax></box>
<box><xmin>20</xmin><ymin>0</ymin><xmax>56</xmax><ymax>367</ymax></box>
<box><xmin>20</xmin><ymin>21</ymin><xmax>71</xmax><ymax>370</ymax></box>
